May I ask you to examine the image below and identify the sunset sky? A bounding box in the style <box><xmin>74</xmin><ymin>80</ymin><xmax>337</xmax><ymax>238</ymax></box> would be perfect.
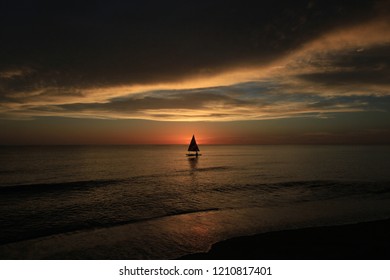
<box><xmin>1</xmin><ymin>0</ymin><xmax>390</xmax><ymax>144</ymax></box>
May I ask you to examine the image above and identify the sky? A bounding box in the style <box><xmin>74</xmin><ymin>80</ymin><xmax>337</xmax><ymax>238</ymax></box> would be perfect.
<box><xmin>1</xmin><ymin>0</ymin><xmax>390</xmax><ymax>145</ymax></box>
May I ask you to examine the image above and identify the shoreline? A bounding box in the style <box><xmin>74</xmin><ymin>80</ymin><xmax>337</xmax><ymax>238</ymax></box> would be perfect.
<box><xmin>2</xmin><ymin>201</ymin><xmax>390</xmax><ymax>259</ymax></box>
<box><xmin>179</xmin><ymin>218</ymin><xmax>390</xmax><ymax>260</ymax></box>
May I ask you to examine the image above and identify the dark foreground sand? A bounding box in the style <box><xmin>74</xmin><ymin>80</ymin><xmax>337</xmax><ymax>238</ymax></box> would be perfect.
<box><xmin>180</xmin><ymin>218</ymin><xmax>390</xmax><ymax>259</ymax></box>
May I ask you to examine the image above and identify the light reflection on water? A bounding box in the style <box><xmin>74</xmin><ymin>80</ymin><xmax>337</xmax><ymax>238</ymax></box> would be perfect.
<box><xmin>2</xmin><ymin>145</ymin><xmax>390</xmax><ymax>186</ymax></box>
<box><xmin>187</xmin><ymin>156</ymin><xmax>199</xmax><ymax>170</ymax></box>
<box><xmin>0</xmin><ymin>145</ymin><xmax>390</xmax><ymax>258</ymax></box>
<box><xmin>2</xmin><ymin>198</ymin><xmax>390</xmax><ymax>259</ymax></box>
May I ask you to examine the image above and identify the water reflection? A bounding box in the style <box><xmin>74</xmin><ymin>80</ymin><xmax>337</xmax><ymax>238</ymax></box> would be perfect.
<box><xmin>187</xmin><ymin>157</ymin><xmax>199</xmax><ymax>170</ymax></box>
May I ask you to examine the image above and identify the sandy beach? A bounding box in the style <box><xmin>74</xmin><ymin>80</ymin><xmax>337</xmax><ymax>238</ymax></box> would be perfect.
<box><xmin>180</xmin><ymin>218</ymin><xmax>390</xmax><ymax>259</ymax></box>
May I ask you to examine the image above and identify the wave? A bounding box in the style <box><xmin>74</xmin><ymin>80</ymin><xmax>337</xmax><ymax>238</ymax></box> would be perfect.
<box><xmin>271</xmin><ymin>180</ymin><xmax>390</xmax><ymax>194</ymax></box>
<box><xmin>2</xmin><ymin>178</ymin><xmax>389</xmax><ymax>246</ymax></box>
<box><xmin>0</xmin><ymin>179</ymin><xmax>123</xmax><ymax>195</ymax></box>
<box><xmin>210</xmin><ymin>180</ymin><xmax>390</xmax><ymax>200</ymax></box>
<box><xmin>194</xmin><ymin>166</ymin><xmax>231</xmax><ymax>172</ymax></box>
<box><xmin>174</xmin><ymin>165</ymin><xmax>231</xmax><ymax>174</ymax></box>
<box><xmin>0</xmin><ymin>172</ymin><xmax>175</xmax><ymax>194</ymax></box>
<box><xmin>0</xmin><ymin>165</ymin><xmax>232</xmax><ymax>195</ymax></box>
<box><xmin>0</xmin><ymin>207</ymin><xmax>221</xmax><ymax>246</ymax></box>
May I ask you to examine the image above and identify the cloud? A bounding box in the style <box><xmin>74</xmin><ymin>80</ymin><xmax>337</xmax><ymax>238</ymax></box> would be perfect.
<box><xmin>5</xmin><ymin>82</ymin><xmax>387</xmax><ymax>121</ymax></box>
<box><xmin>295</xmin><ymin>45</ymin><xmax>390</xmax><ymax>90</ymax></box>
<box><xmin>0</xmin><ymin>0</ymin><xmax>379</xmax><ymax>87</ymax></box>
<box><xmin>1</xmin><ymin>0</ymin><xmax>390</xmax><ymax>121</ymax></box>
<box><xmin>279</xmin><ymin>16</ymin><xmax>390</xmax><ymax>90</ymax></box>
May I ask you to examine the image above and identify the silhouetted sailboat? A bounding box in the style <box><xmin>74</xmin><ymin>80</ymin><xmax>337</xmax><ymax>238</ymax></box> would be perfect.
<box><xmin>186</xmin><ymin>135</ymin><xmax>201</xmax><ymax>157</ymax></box>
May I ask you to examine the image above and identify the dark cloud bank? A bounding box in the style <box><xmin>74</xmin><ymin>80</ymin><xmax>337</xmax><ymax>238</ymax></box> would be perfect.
<box><xmin>0</xmin><ymin>0</ymin><xmax>380</xmax><ymax>91</ymax></box>
<box><xmin>1</xmin><ymin>0</ymin><xmax>390</xmax><ymax>145</ymax></box>
<box><xmin>298</xmin><ymin>45</ymin><xmax>390</xmax><ymax>87</ymax></box>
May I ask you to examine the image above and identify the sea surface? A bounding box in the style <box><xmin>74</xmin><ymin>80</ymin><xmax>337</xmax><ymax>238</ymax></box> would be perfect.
<box><xmin>1</xmin><ymin>145</ymin><xmax>390</xmax><ymax>259</ymax></box>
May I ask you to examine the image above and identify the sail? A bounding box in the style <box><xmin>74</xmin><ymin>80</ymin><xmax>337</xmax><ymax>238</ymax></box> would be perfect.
<box><xmin>187</xmin><ymin>135</ymin><xmax>200</xmax><ymax>151</ymax></box>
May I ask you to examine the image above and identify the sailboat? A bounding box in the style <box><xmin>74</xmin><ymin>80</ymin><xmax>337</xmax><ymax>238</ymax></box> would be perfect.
<box><xmin>186</xmin><ymin>135</ymin><xmax>201</xmax><ymax>157</ymax></box>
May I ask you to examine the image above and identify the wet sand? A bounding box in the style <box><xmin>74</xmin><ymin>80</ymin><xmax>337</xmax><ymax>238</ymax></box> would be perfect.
<box><xmin>180</xmin><ymin>218</ymin><xmax>390</xmax><ymax>259</ymax></box>
<box><xmin>1</xmin><ymin>205</ymin><xmax>390</xmax><ymax>259</ymax></box>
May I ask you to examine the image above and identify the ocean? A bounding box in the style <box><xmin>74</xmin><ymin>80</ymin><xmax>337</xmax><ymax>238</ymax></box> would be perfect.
<box><xmin>1</xmin><ymin>145</ymin><xmax>390</xmax><ymax>259</ymax></box>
